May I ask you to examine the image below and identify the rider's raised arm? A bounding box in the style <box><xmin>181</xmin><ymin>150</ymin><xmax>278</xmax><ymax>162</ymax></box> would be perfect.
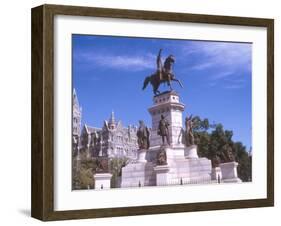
<box><xmin>157</xmin><ymin>48</ymin><xmax>162</xmax><ymax>70</ymax></box>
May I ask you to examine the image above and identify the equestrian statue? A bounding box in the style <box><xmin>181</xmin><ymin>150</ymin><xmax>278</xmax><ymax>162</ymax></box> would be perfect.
<box><xmin>142</xmin><ymin>49</ymin><xmax>183</xmax><ymax>95</ymax></box>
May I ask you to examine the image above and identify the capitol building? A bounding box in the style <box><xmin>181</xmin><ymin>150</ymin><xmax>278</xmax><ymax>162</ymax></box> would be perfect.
<box><xmin>73</xmin><ymin>89</ymin><xmax>138</xmax><ymax>160</ymax></box>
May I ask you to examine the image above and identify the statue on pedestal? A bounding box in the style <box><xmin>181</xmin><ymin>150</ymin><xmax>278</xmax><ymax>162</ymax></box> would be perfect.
<box><xmin>158</xmin><ymin>114</ymin><xmax>170</xmax><ymax>146</ymax></box>
<box><xmin>96</xmin><ymin>157</ymin><xmax>109</xmax><ymax>173</ymax></box>
<box><xmin>184</xmin><ymin>115</ymin><xmax>195</xmax><ymax>147</ymax></box>
<box><xmin>137</xmin><ymin>120</ymin><xmax>150</xmax><ymax>150</ymax></box>
<box><xmin>142</xmin><ymin>49</ymin><xmax>183</xmax><ymax>95</ymax></box>
<box><xmin>222</xmin><ymin>145</ymin><xmax>235</xmax><ymax>162</ymax></box>
<box><xmin>157</xmin><ymin>147</ymin><xmax>167</xmax><ymax>165</ymax></box>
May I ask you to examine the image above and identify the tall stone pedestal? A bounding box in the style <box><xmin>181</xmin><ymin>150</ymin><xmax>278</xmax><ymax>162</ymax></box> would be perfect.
<box><xmin>148</xmin><ymin>91</ymin><xmax>185</xmax><ymax>147</ymax></box>
<box><xmin>220</xmin><ymin>162</ymin><xmax>241</xmax><ymax>183</ymax></box>
<box><xmin>94</xmin><ymin>173</ymin><xmax>112</xmax><ymax>190</ymax></box>
<box><xmin>165</xmin><ymin>146</ymin><xmax>185</xmax><ymax>163</ymax></box>
<box><xmin>137</xmin><ymin>149</ymin><xmax>147</xmax><ymax>163</ymax></box>
<box><xmin>185</xmin><ymin>145</ymin><xmax>199</xmax><ymax>159</ymax></box>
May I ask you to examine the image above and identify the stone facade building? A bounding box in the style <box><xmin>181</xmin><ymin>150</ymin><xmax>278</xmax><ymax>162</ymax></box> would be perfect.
<box><xmin>73</xmin><ymin>89</ymin><xmax>82</xmax><ymax>136</ymax></box>
<box><xmin>72</xmin><ymin>89</ymin><xmax>138</xmax><ymax>159</ymax></box>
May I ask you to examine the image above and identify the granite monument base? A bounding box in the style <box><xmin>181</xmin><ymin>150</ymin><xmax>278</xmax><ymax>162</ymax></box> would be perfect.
<box><xmin>94</xmin><ymin>173</ymin><xmax>112</xmax><ymax>190</ymax></box>
<box><xmin>220</xmin><ymin>162</ymin><xmax>242</xmax><ymax>183</ymax></box>
<box><xmin>185</xmin><ymin>145</ymin><xmax>199</xmax><ymax>159</ymax></box>
<box><xmin>121</xmin><ymin>162</ymin><xmax>156</xmax><ymax>187</ymax></box>
<box><xmin>154</xmin><ymin>164</ymin><xmax>170</xmax><ymax>186</ymax></box>
<box><xmin>144</xmin><ymin>145</ymin><xmax>212</xmax><ymax>187</ymax></box>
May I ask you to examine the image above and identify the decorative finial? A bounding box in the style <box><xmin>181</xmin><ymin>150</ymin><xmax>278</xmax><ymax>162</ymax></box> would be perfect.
<box><xmin>109</xmin><ymin>111</ymin><xmax>115</xmax><ymax>125</ymax></box>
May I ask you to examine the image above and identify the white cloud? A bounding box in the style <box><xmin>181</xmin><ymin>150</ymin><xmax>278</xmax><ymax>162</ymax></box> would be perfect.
<box><xmin>184</xmin><ymin>41</ymin><xmax>252</xmax><ymax>73</ymax></box>
<box><xmin>210</xmin><ymin>71</ymin><xmax>234</xmax><ymax>80</ymax></box>
<box><xmin>179</xmin><ymin>41</ymin><xmax>251</xmax><ymax>89</ymax></box>
<box><xmin>190</xmin><ymin>62</ymin><xmax>214</xmax><ymax>71</ymax></box>
<box><xmin>75</xmin><ymin>52</ymin><xmax>155</xmax><ymax>71</ymax></box>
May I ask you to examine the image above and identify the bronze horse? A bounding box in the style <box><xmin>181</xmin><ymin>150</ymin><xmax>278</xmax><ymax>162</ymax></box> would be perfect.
<box><xmin>142</xmin><ymin>49</ymin><xmax>183</xmax><ymax>95</ymax></box>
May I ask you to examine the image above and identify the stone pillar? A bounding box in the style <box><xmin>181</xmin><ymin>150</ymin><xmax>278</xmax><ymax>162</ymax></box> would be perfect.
<box><xmin>94</xmin><ymin>173</ymin><xmax>112</xmax><ymax>190</ymax></box>
<box><xmin>219</xmin><ymin>162</ymin><xmax>241</xmax><ymax>183</ymax></box>
<box><xmin>164</xmin><ymin>146</ymin><xmax>185</xmax><ymax>164</ymax></box>
<box><xmin>154</xmin><ymin>165</ymin><xmax>170</xmax><ymax>186</ymax></box>
<box><xmin>137</xmin><ymin>149</ymin><xmax>147</xmax><ymax>163</ymax></box>
<box><xmin>185</xmin><ymin>145</ymin><xmax>199</xmax><ymax>159</ymax></box>
<box><xmin>148</xmin><ymin>91</ymin><xmax>185</xmax><ymax>148</ymax></box>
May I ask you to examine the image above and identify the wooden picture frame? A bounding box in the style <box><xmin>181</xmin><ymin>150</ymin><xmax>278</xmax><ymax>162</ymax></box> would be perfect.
<box><xmin>31</xmin><ymin>4</ymin><xmax>274</xmax><ymax>221</ymax></box>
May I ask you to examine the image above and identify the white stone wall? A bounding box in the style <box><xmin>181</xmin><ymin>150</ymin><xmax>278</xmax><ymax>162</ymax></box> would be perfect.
<box><xmin>121</xmin><ymin>162</ymin><xmax>156</xmax><ymax>187</ymax></box>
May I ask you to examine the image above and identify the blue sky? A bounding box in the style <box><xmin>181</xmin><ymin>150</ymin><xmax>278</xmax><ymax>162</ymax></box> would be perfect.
<box><xmin>72</xmin><ymin>34</ymin><xmax>252</xmax><ymax>150</ymax></box>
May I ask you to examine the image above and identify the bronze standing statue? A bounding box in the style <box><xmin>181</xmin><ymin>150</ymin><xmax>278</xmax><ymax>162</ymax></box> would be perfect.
<box><xmin>142</xmin><ymin>49</ymin><xmax>183</xmax><ymax>95</ymax></box>
<box><xmin>184</xmin><ymin>115</ymin><xmax>195</xmax><ymax>146</ymax></box>
<box><xmin>137</xmin><ymin>120</ymin><xmax>150</xmax><ymax>150</ymax></box>
<box><xmin>158</xmin><ymin>114</ymin><xmax>170</xmax><ymax>146</ymax></box>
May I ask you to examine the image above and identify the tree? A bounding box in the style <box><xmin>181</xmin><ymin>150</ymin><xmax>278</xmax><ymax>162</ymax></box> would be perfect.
<box><xmin>109</xmin><ymin>157</ymin><xmax>129</xmax><ymax>188</ymax></box>
<box><xmin>72</xmin><ymin>152</ymin><xmax>97</xmax><ymax>189</ymax></box>
<box><xmin>192</xmin><ymin>116</ymin><xmax>252</xmax><ymax>182</ymax></box>
<box><xmin>72</xmin><ymin>154</ymin><xmax>129</xmax><ymax>189</ymax></box>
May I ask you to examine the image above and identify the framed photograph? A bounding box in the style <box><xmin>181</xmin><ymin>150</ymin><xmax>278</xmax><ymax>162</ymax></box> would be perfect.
<box><xmin>31</xmin><ymin>4</ymin><xmax>274</xmax><ymax>221</ymax></box>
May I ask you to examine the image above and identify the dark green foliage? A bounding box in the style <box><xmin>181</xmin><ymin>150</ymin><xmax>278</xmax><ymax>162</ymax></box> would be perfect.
<box><xmin>72</xmin><ymin>152</ymin><xmax>97</xmax><ymax>190</ymax></box>
<box><xmin>72</xmin><ymin>151</ymin><xmax>129</xmax><ymax>189</ymax></box>
<box><xmin>109</xmin><ymin>157</ymin><xmax>129</xmax><ymax>188</ymax></box>
<box><xmin>234</xmin><ymin>142</ymin><xmax>252</xmax><ymax>182</ymax></box>
<box><xmin>193</xmin><ymin>116</ymin><xmax>252</xmax><ymax>182</ymax></box>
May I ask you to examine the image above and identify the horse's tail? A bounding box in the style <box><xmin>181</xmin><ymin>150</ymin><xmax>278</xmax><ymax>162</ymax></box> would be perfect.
<box><xmin>142</xmin><ymin>76</ymin><xmax>150</xmax><ymax>90</ymax></box>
